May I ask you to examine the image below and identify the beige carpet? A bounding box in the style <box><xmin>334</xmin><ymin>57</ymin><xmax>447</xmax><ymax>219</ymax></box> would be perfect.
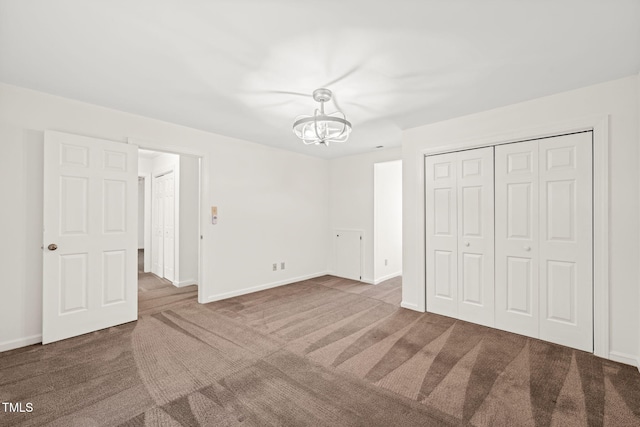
<box><xmin>1</xmin><ymin>275</ymin><xmax>639</xmax><ymax>426</ymax></box>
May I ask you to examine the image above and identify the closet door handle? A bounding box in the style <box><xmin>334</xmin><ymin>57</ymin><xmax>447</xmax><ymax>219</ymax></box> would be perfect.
<box><xmin>464</xmin><ymin>242</ymin><xmax>470</xmax><ymax>247</ymax></box>
<box><xmin>524</xmin><ymin>246</ymin><xmax>531</xmax><ymax>252</ymax></box>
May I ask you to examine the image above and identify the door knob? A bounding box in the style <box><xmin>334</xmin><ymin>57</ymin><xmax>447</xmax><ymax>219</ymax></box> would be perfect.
<box><xmin>464</xmin><ymin>242</ymin><xmax>470</xmax><ymax>247</ymax></box>
<box><xmin>47</xmin><ymin>244</ymin><xmax>58</xmax><ymax>251</ymax></box>
<box><xmin>524</xmin><ymin>246</ymin><xmax>531</xmax><ymax>251</ymax></box>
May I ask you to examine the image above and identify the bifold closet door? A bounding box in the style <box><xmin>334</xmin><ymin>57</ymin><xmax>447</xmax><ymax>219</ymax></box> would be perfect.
<box><xmin>425</xmin><ymin>147</ymin><xmax>494</xmax><ymax>327</ymax></box>
<box><xmin>495</xmin><ymin>132</ymin><xmax>593</xmax><ymax>352</ymax></box>
<box><xmin>425</xmin><ymin>151</ymin><xmax>458</xmax><ymax>318</ymax></box>
<box><xmin>538</xmin><ymin>133</ymin><xmax>592</xmax><ymax>351</ymax></box>
<box><xmin>151</xmin><ymin>175</ymin><xmax>164</xmax><ymax>277</ymax></box>
<box><xmin>162</xmin><ymin>172</ymin><xmax>175</xmax><ymax>282</ymax></box>
<box><xmin>495</xmin><ymin>141</ymin><xmax>539</xmax><ymax>337</ymax></box>
<box><xmin>151</xmin><ymin>172</ymin><xmax>176</xmax><ymax>282</ymax></box>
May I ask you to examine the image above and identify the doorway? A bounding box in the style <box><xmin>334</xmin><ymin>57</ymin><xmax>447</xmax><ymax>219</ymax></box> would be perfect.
<box><xmin>137</xmin><ymin>148</ymin><xmax>201</xmax><ymax>310</ymax></box>
<box><xmin>373</xmin><ymin>160</ymin><xmax>403</xmax><ymax>284</ymax></box>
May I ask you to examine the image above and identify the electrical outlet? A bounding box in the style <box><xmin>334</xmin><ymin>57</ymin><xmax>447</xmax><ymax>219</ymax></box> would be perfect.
<box><xmin>281</xmin><ymin>262</ymin><xmax>285</xmax><ymax>270</ymax></box>
<box><xmin>272</xmin><ymin>263</ymin><xmax>277</xmax><ymax>271</ymax></box>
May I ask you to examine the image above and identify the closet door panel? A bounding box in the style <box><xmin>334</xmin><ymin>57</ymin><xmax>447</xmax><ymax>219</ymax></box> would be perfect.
<box><xmin>151</xmin><ymin>175</ymin><xmax>164</xmax><ymax>277</ymax></box>
<box><xmin>163</xmin><ymin>172</ymin><xmax>175</xmax><ymax>282</ymax></box>
<box><xmin>457</xmin><ymin>147</ymin><xmax>494</xmax><ymax>327</ymax></box>
<box><xmin>539</xmin><ymin>132</ymin><xmax>592</xmax><ymax>352</ymax></box>
<box><xmin>495</xmin><ymin>141</ymin><xmax>539</xmax><ymax>338</ymax></box>
<box><xmin>425</xmin><ymin>153</ymin><xmax>458</xmax><ymax>318</ymax></box>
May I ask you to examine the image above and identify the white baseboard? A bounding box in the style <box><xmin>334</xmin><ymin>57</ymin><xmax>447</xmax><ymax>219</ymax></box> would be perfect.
<box><xmin>372</xmin><ymin>272</ymin><xmax>402</xmax><ymax>285</ymax></box>
<box><xmin>172</xmin><ymin>279</ymin><xmax>197</xmax><ymax>288</ymax></box>
<box><xmin>609</xmin><ymin>350</ymin><xmax>640</xmax><ymax>368</ymax></box>
<box><xmin>0</xmin><ymin>335</ymin><xmax>42</xmax><ymax>353</ymax></box>
<box><xmin>327</xmin><ymin>270</ymin><xmax>368</xmax><ymax>283</ymax></box>
<box><xmin>400</xmin><ymin>301</ymin><xmax>421</xmax><ymax>312</ymax></box>
<box><xmin>336</xmin><ymin>272</ymin><xmax>402</xmax><ymax>285</ymax></box>
<box><xmin>202</xmin><ymin>271</ymin><xmax>329</xmax><ymax>303</ymax></box>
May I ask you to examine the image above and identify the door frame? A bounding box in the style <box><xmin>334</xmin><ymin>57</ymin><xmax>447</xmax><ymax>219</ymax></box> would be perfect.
<box><xmin>415</xmin><ymin>114</ymin><xmax>609</xmax><ymax>358</ymax></box>
<box><xmin>129</xmin><ymin>138</ymin><xmax>207</xmax><ymax>304</ymax></box>
<box><xmin>138</xmin><ymin>173</ymin><xmax>152</xmax><ymax>272</ymax></box>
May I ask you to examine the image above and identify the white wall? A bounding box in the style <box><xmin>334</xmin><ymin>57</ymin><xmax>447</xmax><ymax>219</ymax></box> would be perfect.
<box><xmin>0</xmin><ymin>83</ymin><xmax>330</xmax><ymax>351</ymax></box>
<box><xmin>137</xmin><ymin>179</ymin><xmax>145</xmax><ymax>249</ymax></box>
<box><xmin>374</xmin><ymin>160</ymin><xmax>402</xmax><ymax>283</ymax></box>
<box><xmin>402</xmin><ymin>75</ymin><xmax>640</xmax><ymax>365</ymax></box>
<box><xmin>152</xmin><ymin>152</ymin><xmax>179</xmax><ymax>176</ymax></box>
<box><xmin>138</xmin><ymin>157</ymin><xmax>153</xmax><ymax>176</ymax></box>
<box><xmin>329</xmin><ymin>147</ymin><xmax>401</xmax><ymax>283</ymax></box>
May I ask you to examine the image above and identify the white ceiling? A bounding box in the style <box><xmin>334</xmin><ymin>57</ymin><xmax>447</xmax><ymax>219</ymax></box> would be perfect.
<box><xmin>1</xmin><ymin>1</ymin><xmax>638</xmax><ymax>159</ymax></box>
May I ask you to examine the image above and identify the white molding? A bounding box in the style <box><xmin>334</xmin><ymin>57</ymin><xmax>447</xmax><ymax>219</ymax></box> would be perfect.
<box><xmin>326</xmin><ymin>270</ymin><xmax>370</xmax><ymax>283</ymax></box>
<box><xmin>0</xmin><ymin>335</ymin><xmax>42</xmax><ymax>353</ymax></box>
<box><xmin>591</xmin><ymin>116</ymin><xmax>609</xmax><ymax>359</ymax></box>
<box><xmin>417</xmin><ymin>114</ymin><xmax>610</xmax><ymax>357</ymax></box>
<box><xmin>401</xmin><ymin>301</ymin><xmax>419</xmax><ymax>311</ymax></box>
<box><xmin>173</xmin><ymin>279</ymin><xmax>197</xmax><ymax>288</ymax></box>
<box><xmin>203</xmin><ymin>272</ymin><xmax>329</xmax><ymax>303</ymax></box>
<box><xmin>373</xmin><ymin>271</ymin><xmax>402</xmax><ymax>285</ymax></box>
<box><xmin>609</xmin><ymin>351</ymin><xmax>640</xmax><ymax>368</ymax></box>
<box><xmin>128</xmin><ymin>137</ymin><xmax>207</xmax><ymax>159</ymax></box>
<box><xmin>419</xmin><ymin>114</ymin><xmax>609</xmax><ymax>157</ymax></box>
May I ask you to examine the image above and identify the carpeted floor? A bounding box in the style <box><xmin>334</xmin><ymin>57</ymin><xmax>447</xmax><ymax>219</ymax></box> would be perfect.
<box><xmin>1</xmin><ymin>271</ymin><xmax>639</xmax><ymax>426</ymax></box>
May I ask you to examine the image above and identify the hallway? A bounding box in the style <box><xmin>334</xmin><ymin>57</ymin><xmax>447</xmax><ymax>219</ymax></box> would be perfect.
<box><xmin>137</xmin><ymin>250</ymin><xmax>197</xmax><ymax>316</ymax></box>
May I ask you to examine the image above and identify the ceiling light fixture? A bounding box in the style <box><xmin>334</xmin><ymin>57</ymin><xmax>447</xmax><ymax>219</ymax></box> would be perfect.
<box><xmin>292</xmin><ymin>88</ymin><xmax>352</xmax><ymax>146</ymax></box>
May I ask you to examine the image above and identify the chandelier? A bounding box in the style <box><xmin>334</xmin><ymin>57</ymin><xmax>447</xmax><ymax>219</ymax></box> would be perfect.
<box><xmin>292</xmin><ymin>88</ymin><xmax>352</xmax><ymax>146</ymax></box>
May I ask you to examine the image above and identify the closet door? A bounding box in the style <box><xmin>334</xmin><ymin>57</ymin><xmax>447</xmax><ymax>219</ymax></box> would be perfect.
<box><xmin>495</xmin><ymin>141</ymin><xmax>539</xmax><ymax>337</ymax></box>
<box><xmin>163</xmin><ymin>172</ymin><xmax>176</xmax><ymax>282</ymax></box>
<box><xmin>425</xmin><ymin>147</ymin><xmax>494</xmax><ymax>325</ymax></box>
<box><xmin>151</xmin><ymin>174</ymin><xmax>164</xmax><ymax>277</ymax></box>
<box><xmin>495</xmin><ymin>132</ymin><xmax>593</xmax><ymax>351</ymax></box>
<box><xmin>425</xmin><ymin>152</ymin><xmax>458</xmax><ymax>318</ymax></box>
<box><xmin>539</xmin><ymin>133</ymin><xmax>592</xmax><ymax>352</ymax></box>
<box><xmin>457</xmin><ymin>147</ymin><xmax>494</xmax><ymax>327</ymax></box>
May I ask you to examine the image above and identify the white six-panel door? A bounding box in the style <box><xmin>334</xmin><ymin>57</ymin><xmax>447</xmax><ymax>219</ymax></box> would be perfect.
<box><xmin>43</xmin><ymin>131</ymin><xmax>138</xmax><ymax>344</ymax></box>
<box><xmin>538</xmin><ymin>133</ymin><xmax>592</xmax><ymax>351</ymax></box>
<box><xmin>163</xmin><ymin>172</ymin><xmax>175</xmax><ymax>282</ymax></box>
<box><xmin>457</xmin><ymin>148</ymin><xmax>494</xmax><ymax>326</ymax></box>
<box><xmin>425</xmin><ymin>147</ymin><xmax>494</xmax><ymax>327</ymax></box>
<box><xmin>495</xmin><ymin>133</ymin><xmax>593</xmax><ymax>351</ymax></box>
<box><xmin>151</xmin><ymin>172</ymin><xmax>176</xmax><ymax>281</ymax></box>
<box><xmin>151</xmin><ymin>174</ymin><xmax>164</xmax><ymax>277</ymax></box>
<box><xmin>495</xmin><ymin>140</ymin><xmax>540</xmax><ymax>337</ymax></box>
<box><xmin>425</xmin><ymin>151</ymin><xmax>458</xmax><ymax>318</ymax></box>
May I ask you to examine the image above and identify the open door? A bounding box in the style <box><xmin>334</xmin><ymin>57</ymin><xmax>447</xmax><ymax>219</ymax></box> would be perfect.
<box><xmin>42</xmin><ymin>131</ymin><xmax>138</xmax><ymax>344</ymax></box>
